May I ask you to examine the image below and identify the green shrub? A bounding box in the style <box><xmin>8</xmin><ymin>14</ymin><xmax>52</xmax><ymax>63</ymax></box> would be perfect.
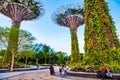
<box><xmin>105</xmin><ymin>62</ymin><xmax>120</xmax><ymax>73</ymax></box>
<box><xmin>14</xmin><ymin>62</ymin><xmax>24</xmax><ymax>68</ymax></box>
<box><xmin>71</xmin><ymin>47</ymin><xmax>120</xmax><ymax>73</ymax></box>
<box><xmin>41</xmin><ymin>64</ymin><xmax>50</xmax><ymax>66</ymax></box>
<box><xmin>84</xmin><ymin>65</ymin><xmax>100</xmax><ymax>72</ymax></box>
<box><xmin>27</xmin><ymin>61</ymin><xmax>34</xmax><ymax>65</ymax></box>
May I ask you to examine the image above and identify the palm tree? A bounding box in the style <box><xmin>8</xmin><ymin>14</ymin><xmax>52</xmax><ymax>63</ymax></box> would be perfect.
<box><xmin>52</xmin><ymin>4</ymin><xmax>84</xmax><ymax>64</ymax></box>
<box><xmin>0</xmin><ymin>0</ymin><xmax>44</xmax><ymax>71</ymax></box>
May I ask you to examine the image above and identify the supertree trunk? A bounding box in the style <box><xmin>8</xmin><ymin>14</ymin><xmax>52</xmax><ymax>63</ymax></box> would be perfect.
<box><xmin>66</xmin><ymin>16</ymin><xmax>83</xmax><ymax>64</ymax></box>
<box><xmin>84</xmin><ymin>0</ymin><xmax>119</xmax><ymax>64</ymax></box>
<box><xmin>70</xmin><ymin>29</ymin><xmax>80</xmax><ymax>63</ymax></box>
<box><xmin>7</xmin><ymin>22</ymin><xmax>20</xmax><ymax>71</ymax></box>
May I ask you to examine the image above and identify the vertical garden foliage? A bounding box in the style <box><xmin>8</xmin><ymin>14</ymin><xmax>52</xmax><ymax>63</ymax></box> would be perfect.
<box><xmin>70</xmin><ymin>29</ymin><xmax>80</xmax><ymax>64</ymax></box>
<box><xmin>6</xmin><ymin>26</ymin><xmax>19</xmax><ymax>71</ymax></box>
<box><xmin>84</xmin><ymin>0</ymin><xmax>120</xmax><ymax>65</ymax></box>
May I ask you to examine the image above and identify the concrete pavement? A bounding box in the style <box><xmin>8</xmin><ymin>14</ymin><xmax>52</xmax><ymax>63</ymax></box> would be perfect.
<box><xmin>0</xmin><ymin>69</ymin><xmax>48</xmax><ymax>79</ymax></box>
<box><xmin>0</xmin><ymin>66</ymin><xmax>100</xmax><ymax>80</ymax></box>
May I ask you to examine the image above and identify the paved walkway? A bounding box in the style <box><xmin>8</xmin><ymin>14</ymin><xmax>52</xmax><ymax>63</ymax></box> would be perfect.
<box><xmin>0</xmin><ymin>69</ymin><xmax>48</xmax><ymax>79</ymax></box>
<box><xmin>0</xmin><ymin>66</ymin><xmax>100</xmax><ymax>80</ymax></box>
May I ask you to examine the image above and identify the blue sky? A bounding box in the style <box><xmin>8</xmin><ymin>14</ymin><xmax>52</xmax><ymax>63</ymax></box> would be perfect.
<box><xmin>0</xmin><ymin>0</ymin><xmax>120</xmax><ymax>55</ymax></box>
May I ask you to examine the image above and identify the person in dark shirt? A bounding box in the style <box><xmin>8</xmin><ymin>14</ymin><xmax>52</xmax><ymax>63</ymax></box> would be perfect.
<box><xmin>49</xmin><ymin>65</ymin><xmax>54</xmax><ymax>75</ymax></box>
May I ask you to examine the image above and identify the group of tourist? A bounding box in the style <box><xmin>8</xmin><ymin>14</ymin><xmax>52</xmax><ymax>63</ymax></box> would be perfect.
<box><xmin>49</xmin><ymin>65</ymin><xmax>70</xmax><ymax>77</ymax></box>
<box><xmin>97</xmin><ymin>66</ymin><xmax>112</xmax><ymax>79</ymax></box>
<box><xmin>59</xmin><ymin>65</ymin><xmax>70</xmax><ymax>77</ymax></box>
<box><xmin>49</xmin><ymin>64</ymin><xmax>113</xmax><ymax>79</ymax></box>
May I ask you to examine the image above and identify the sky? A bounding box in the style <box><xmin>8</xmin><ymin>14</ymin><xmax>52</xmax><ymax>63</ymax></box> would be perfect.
<box><xmin>0</xmin><ymin>0</ymin><xmax>120</xmax><ymax>55</ymax></box>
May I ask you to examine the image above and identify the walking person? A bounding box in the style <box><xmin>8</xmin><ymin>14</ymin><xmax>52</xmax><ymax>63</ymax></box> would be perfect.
<box><xmin>61</xmin><ymin>66</ymin><xmax>67</xmax><ymax>77</ymax></box>
<box><xmin>59</xmin><ymin>66</ymin><xmax>62</xmax><ymax>74</ymax></box>
<box><xmin>49</xmin><ymin>65</ymin><xmax>54</xmax><ymax>75</ymax></box>
<box><xmin>37</xmin><ymin>64</ymin><xmax>40</xmax><ymax>70</ymax></box>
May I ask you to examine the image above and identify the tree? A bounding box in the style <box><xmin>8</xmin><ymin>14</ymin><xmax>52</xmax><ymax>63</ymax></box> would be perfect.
<box><xmin>52</xmin><ymin>4</ymin><xmax>84</xmax><ymax>64</ymax></box>
<box><xmin>34</xmin><ymin>51</ymin><xmax>43</xmax><ymax>65</ymax></box>
<box><xmin>41</xmin><ymin>45</ymin><xmax>51</xmax><ymax>64</ymax></box>
<box><xmin>84</xmin><ymin>0</ymin><xmax>120</xmax><ymax>65</ymax></box>
<box><xmin>49</xmin><ymin>53</ymin><xmax>59</xmax><ymax>64</ymax></box>
<box><xmin>19</xmin><ymin>50</ymin><xmax>35</xmax><ymax>68</ymax></box>
<box><xmin>17</xmin><ymin>43</ymin><xmax>36</xmax><ymax>67</ymax></box>
<box><xmin>0</xmin><ymin>0</ymin><xmax>44</xmax><ymax>71</ymax></box>
<box><xmin>0</xmin><ymin>27</ymin><xmax>9</xmax><ymax>49</ymax></box>
<box><xmin>18</xmin><ymin>29</ymin><xmax>36</xmax><ymax>51</ymax></box>
<box><xmin>0</xmin><ymin>50</ymin><xmax>6</xmax><ymax>66</ymax></box>
<box><xmin>56</xmin><ymin>51</ymin><xmax>68</xmax><ymax>65</ymax></box>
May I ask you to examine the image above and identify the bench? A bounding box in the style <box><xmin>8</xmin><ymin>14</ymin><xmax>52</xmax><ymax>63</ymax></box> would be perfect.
<box><xmin>66</xmin><ymin>71</ymin><xmax>120</xmax><ymax>80</ymax></box>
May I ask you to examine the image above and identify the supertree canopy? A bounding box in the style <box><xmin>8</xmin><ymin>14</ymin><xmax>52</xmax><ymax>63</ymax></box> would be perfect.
<box><xmin>52</xmin><ymin>4</ymin><xmax>84</xmax><ymax>30</ymax></box>
<box><xmin>0</xmin><ymin>0</ymin><xmax>44</xmax><ymax>25</ymax></box>
<box><xmin>0</xmin><ymin>0</ymin><xmax>44</xmax><ymax>71</ymax></box>
<box><xmin>52</xmin><ymin>4</ymin><xmax>84</xmax><ymax>64</ymax></box>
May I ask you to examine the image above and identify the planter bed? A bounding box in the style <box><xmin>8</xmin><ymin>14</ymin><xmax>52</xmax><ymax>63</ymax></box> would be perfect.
<box><xmin>67</xmin><ymin>71</ymin><xmax>120</xmax><ymax>80</ymax></box>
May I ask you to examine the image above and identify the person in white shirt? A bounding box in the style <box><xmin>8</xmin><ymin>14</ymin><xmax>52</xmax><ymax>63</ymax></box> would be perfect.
<box><xmin>61</xmin><ymin>66</ymin><xmax>67</xmax><ymax>77</ymax></box>
<box><xmin>106</xmin><ymin>68</ymin><xmax>112</xmax><ymax>78</ymax></box>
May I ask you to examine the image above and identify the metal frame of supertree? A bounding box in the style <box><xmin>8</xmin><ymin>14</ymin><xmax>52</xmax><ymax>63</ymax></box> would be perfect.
<box><xmin>52</xmin><ymin>3</ymin><xmax>84</xmax><ymax>30</ymax></box>
<box><xmin>0</xmin><ymin>0</ymin><xmax>44</xmax><ymax>27</ymax></box>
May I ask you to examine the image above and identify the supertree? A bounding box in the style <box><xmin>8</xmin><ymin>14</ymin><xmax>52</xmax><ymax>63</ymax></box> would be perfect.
<box><xmin>52</xmin><ymin>4</ymin><xmax>84</xmax><ymax>64</ymax></box>
<box><xmin>0</xmin><ymin>0</ymin><xmax>44</xmax><ymax>71</ymax></box>
<box><xmin>84</xmin><ymin>0</ymin><xmax>120</xmax><ymax>65</ymax></box>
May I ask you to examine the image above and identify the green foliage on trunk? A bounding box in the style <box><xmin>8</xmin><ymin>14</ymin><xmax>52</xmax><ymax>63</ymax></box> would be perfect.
<box><xmin>7</xmin><ymin>26</ymin><xmax>19</xmax><ymax>52</ymax></box>
<box><xmin>84</xmin><ymin>0</ymin><xmax>120</xmax><ymax>65</ymax></box>
<box><xmin>70</xmin><ymin>29</ymin><xmax>81</xmax><ymax>64</ymax></box>
<box><xmin>5</xmin><ymin>26</ymin><xmax>19</xmax><ymax>71</ymax></box>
